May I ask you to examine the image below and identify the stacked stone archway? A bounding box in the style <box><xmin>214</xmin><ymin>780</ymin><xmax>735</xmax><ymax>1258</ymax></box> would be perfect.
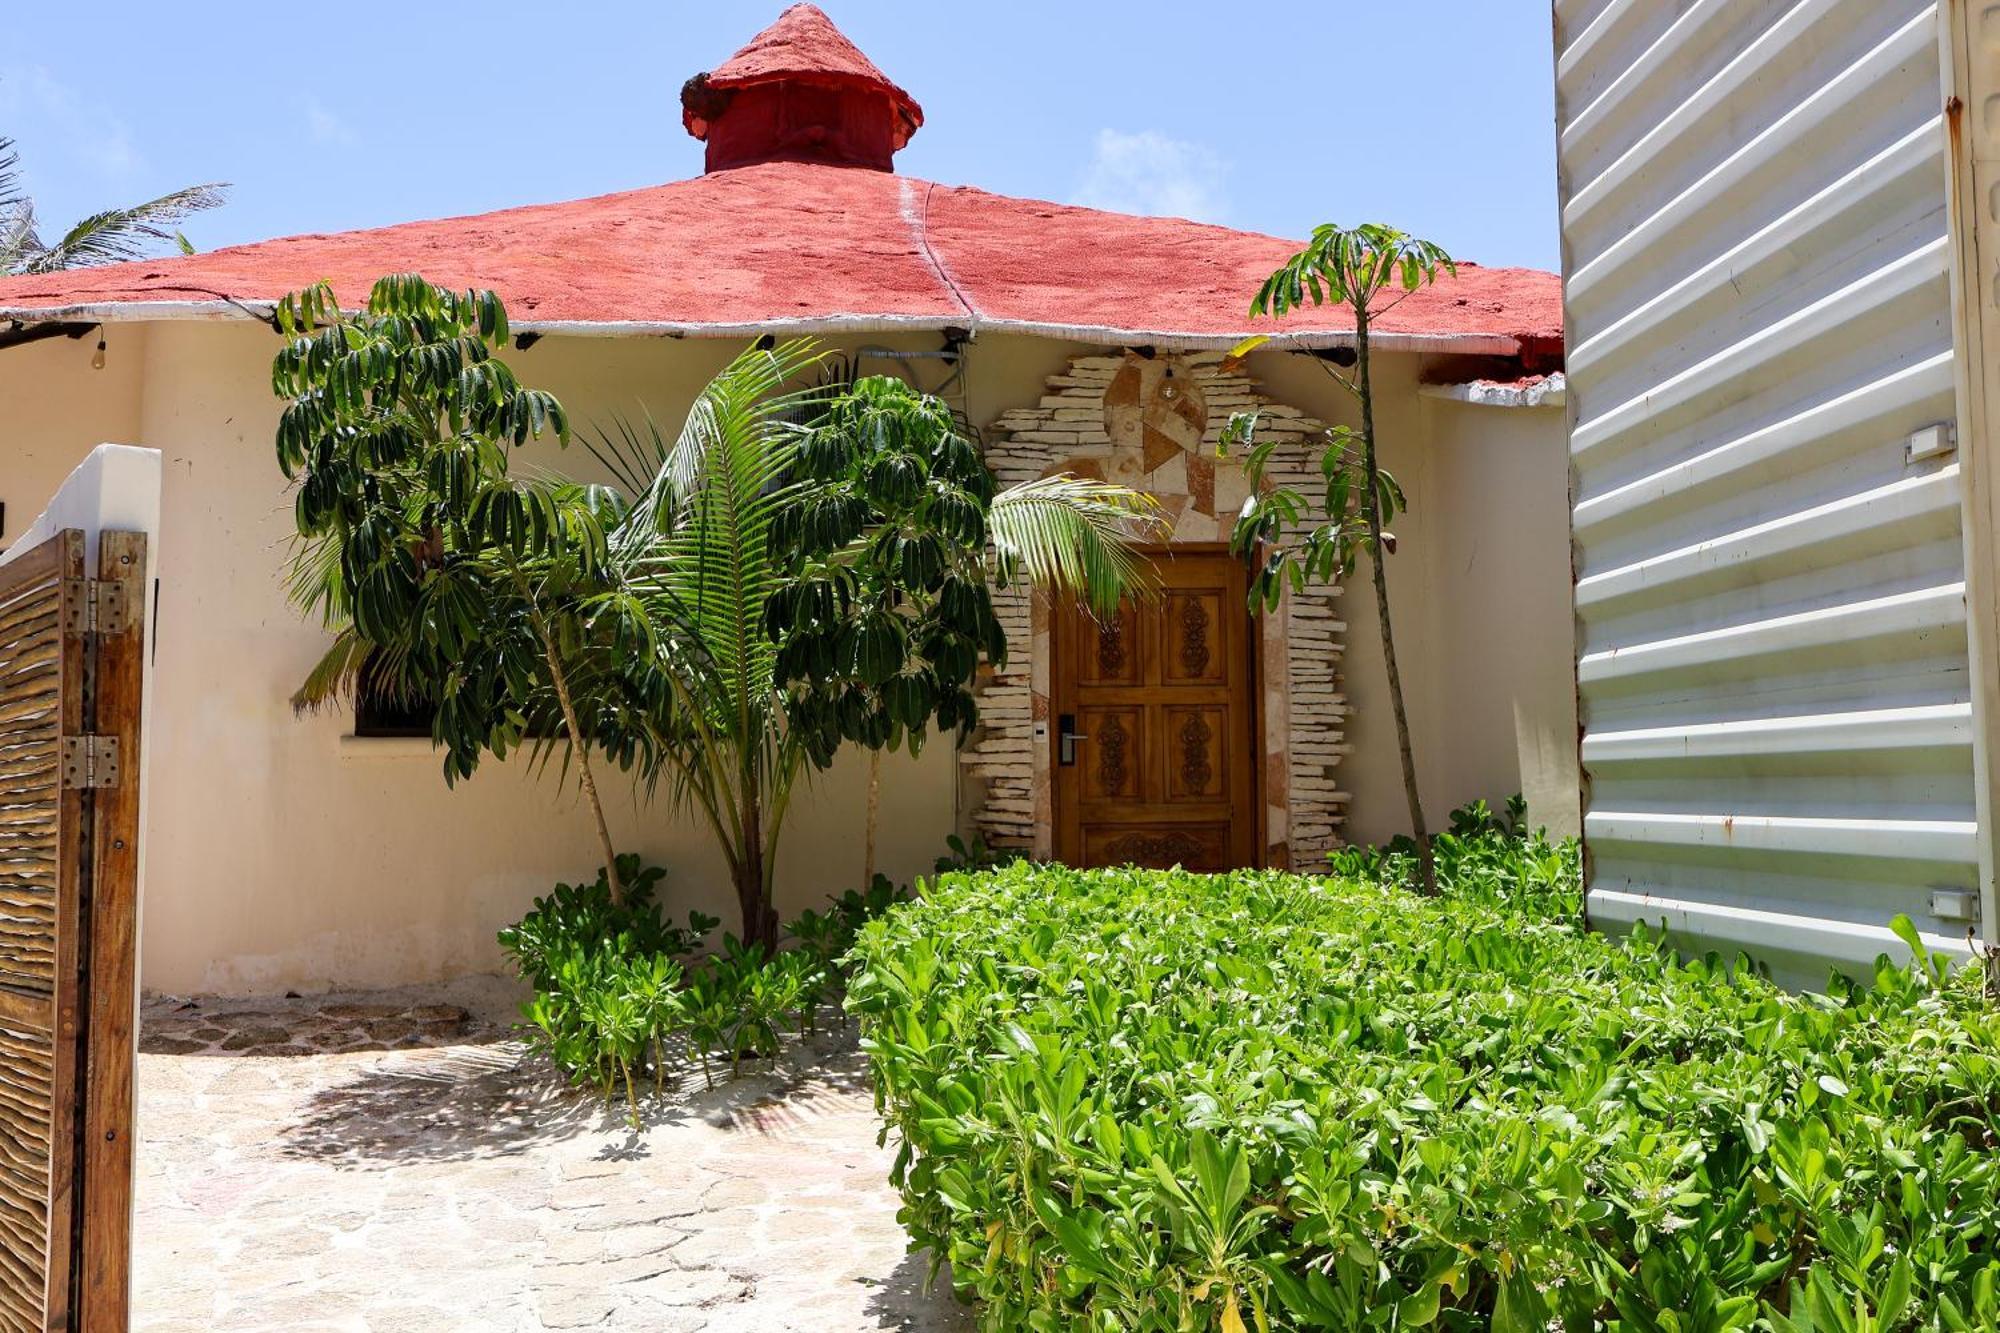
<box><xmin>964</xmin><ymin>350</ymin><xmax>1350</xmax><ymax>868</ymax></box>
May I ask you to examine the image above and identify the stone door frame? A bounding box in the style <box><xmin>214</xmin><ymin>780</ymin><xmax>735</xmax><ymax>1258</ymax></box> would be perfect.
<box><xmin>965</xmin><ymin>349</ymin><xmax>1350</xmax><ymax>869</ymax></box>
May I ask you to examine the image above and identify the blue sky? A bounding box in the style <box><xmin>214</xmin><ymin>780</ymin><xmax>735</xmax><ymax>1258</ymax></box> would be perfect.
<box><xmin>1</xmin><ymin>2</ymin><xmax>1560</xmax><ymax>272</ymax></box>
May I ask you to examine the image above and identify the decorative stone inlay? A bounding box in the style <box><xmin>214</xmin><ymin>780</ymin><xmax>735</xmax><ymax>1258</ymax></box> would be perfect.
<box><xmin>1186</xmin><ymin>451</ymin><xmax>1217</xmax><ymax>518</ymax></box>
<box><xmin>962</xmin><ymin>350</ymin><xmax>1351</xmax><ymax>867</ymax></box>
<box><xmin>1106</xmin><ymin>357</ymin><xmax>1208</xmax><ymax>472</ymax></box>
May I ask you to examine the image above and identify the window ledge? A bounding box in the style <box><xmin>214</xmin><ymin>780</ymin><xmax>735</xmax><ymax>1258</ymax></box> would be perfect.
<box><xmin>337</xmin><ymin>735</ymin><xmax>437</xmax><ymax>758</ymax></box>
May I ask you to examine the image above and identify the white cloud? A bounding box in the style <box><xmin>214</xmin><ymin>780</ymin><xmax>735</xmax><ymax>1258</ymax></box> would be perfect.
<box><xmin>305</xmin><ymin>101</ymin><xmax>358</xmax><ymax>148</ymax></box>
<box><xmin>0</xmin><ymin>66</ymin><xmax>139</xmax><ymax>178</ymax></box>
<box><xmin>1071</xmin><ymin>129</ymin><xmax>1230</xmax><ymax>224</ymax></box>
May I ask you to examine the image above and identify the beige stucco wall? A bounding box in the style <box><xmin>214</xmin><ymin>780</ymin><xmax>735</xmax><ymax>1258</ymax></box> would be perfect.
<box><xmin>1244</xmin><ymin>353</ymin><xmax>1581</xmax><ymax>843</ymax></box>
<box><xmin>0</xmin><ymin>319</ymin><xmax>1577</xmax><ymax>994</ymax></box>
<box><xmin>1422</xmin><ymin>396</ymin><xmax>1582</xmax><ymax>838</ymax></box>
<box><xmin>0</xmin><ymin>326</ymin><xmax>149</xmax><ymax>550</ymax></box>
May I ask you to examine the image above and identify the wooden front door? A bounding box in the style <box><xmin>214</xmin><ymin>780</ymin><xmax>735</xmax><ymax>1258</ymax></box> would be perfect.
<box><xmin>1052</xmin><ymin>548</ymin><xmax>1259</xmax><ymax>871</ymax></box>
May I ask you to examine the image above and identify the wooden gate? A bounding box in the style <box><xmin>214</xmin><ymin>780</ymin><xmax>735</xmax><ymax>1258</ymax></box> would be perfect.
<box><xmin>0</xmin><ymin>529</ymin><xmax>143</xmax><ymax>1333</ymax></box>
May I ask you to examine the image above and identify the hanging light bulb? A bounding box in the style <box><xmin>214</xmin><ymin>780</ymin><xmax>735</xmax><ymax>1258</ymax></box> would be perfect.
<box><xmin>91</xmin><ymin>330</ymin><xmax>106</xmax><ymax>371</ymax></box>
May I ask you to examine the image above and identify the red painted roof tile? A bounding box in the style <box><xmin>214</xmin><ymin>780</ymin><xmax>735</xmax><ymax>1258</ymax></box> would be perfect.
<box><xmin>0</xmin><ymin>162</ymin><xmax>1561</xmax><ymax>351</ymax></box>
<box><xmin>707</xmin><ymin>4</ymin><xmax>920</xmax><ymax>123</ymax></box>
<box><xmin>0</xmin><ymin>4</ymin><xmax>1562</xmax><ymax>353</ymax></box>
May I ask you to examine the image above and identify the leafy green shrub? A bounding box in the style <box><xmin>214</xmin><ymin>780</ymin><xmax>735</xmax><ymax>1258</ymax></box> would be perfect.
<box><xmin>1326</xmin><ymin>798</ymin><xmax>1579</xmax><ymax>922</ymax></box>
<box><xmin>503</xmin><ymin>857</ymin><xmax>920</xmax><ymax>1112</ymax></box>
<box><xmin>683</xmin><ymin>937</ymin><xmax>806</xmax><ymax>1079</ymax></box>
<box><xmin>519</xmin><ymin>946</ymin><xmax>684</xmax><ymax>1122</ymax></box>
<box><xmin>934</xmin><ymin>831</ymin><xmax>1022</xmax><ymax>876</ymax></box>
<box><xmin>677</xmin><ymin>960</ymin><xmax>737</xmax><ymax>1091</ymax></box>
<box><xmin>847</xmin><ymin>846</ymin><xmax>2000</xmax><ymax>1331</ymax></box>
<box><xmin>788</xmin><ymin>874</ymin><xmax>917</xmax><ymax>991</ymax></box>
<box><xmin>834</xmin><ymin>873</ymin><xmax>917</xmax><ymax>934</ymax></box>
<box><xmin>498</xmin><ymin>853</ymin><xmax>717</xmax><ymax>989</ymax></box>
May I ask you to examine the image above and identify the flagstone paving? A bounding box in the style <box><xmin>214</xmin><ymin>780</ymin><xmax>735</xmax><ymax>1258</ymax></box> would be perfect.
<box><xmin>131</xmin><ymin>980</ymin><xmax>971</xmax><ymax>1332</ymax></box>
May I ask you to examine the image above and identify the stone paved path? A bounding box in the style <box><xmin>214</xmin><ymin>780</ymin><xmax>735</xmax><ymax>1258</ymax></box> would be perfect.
<box><xmin>131</xmin><ymin>980</ymin><xmax>972</xmax><ymax>1332</ymax></box>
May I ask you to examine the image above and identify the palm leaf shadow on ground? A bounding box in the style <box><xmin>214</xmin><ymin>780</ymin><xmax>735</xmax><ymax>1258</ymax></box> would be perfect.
<box><xmin>274</xmin><ymin>1026</ymin><xmax>880</xmax><ymax>1168</ymax></box>
<box><xmin>276</xmin><ymin>1044</ymin><xmax>613</xmax><ymax>1166</ymax></box>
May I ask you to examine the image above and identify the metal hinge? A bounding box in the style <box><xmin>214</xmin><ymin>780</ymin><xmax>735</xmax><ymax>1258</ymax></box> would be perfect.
<box><xmin>61</xmin><ymin>578</ymin><xmax>130</xmax><ymax>636</ymax></box>
<box><xmin>61</xmin><ymin>735</ymin><xmax>121</xmax><ymax>790</ymax></box>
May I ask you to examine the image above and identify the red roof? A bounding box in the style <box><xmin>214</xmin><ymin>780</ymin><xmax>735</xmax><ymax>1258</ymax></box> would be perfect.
<box><xmin>699</xmin><ymin>3</ymin><xmax>921</xmax><ymax>132</ymax></box>
<box><xmin>0</xmin><ymin>163</ymin><xmax>1560</xmax><ymax>353</ymax></box>
<box><xmin>0</xmin><ymin>5</ymin><xmax>1561</xmax><ymax>355</ymax></box>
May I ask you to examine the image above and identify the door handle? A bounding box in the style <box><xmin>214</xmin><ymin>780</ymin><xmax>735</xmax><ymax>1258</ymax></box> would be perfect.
<box><xmin>1058</xmin><ymin>714</ymin><xmax>1089</xmax><ymax>766</ymax></box>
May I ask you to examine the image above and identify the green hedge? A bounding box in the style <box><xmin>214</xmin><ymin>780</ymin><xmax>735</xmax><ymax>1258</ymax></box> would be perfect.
<box><xmin>846</xmin><ymin>850</ymin><xmax>2000</xmax><ymax>1331</ymax></box>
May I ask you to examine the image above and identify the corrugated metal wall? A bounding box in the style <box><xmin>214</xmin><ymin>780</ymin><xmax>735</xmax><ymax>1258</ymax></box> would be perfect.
<box><xmin>1554</xmin><ymin>0</ymin><xmax>1990</xmax><ymax>981</ymax></box>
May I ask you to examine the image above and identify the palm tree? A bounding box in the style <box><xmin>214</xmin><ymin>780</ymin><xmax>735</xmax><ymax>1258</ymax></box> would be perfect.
<box><xmin>0</xmin><ymin>134</ymin><xmax>226</xmax><ymax>274</ymax></box>
<box><xmin>598</xmin><ymin>342</ymin><xmax>1159</xmax><ymax>945</ymax></box>
<box><xmin>1229</xmin><ymin>224</ymin><xmax>1456</xmax><ymax>895</ymax></box>
<box><xmin>283</xmin><ymin>311</ymin><xmax>1158</xmax><ymax>945</ymax></box>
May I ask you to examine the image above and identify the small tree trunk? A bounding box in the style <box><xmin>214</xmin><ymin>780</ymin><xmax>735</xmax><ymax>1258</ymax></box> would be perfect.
<box><xmin>530</xmin><ymin>610</ymin><xmax>626</xmax><ymax>907</ymax></box>
<box><xmin>732</xmin><ymin>857</ymin><xmax>770</xmax><ymax>950</ymax></box>
<box><xmin>736</xmin><ymin>799</ymin><xmax>779</xmax><ymax>949</ymax></box>
<box><xmin>862</xmin><ymin>749</ymin><xmax>882</xmax><ymax>888</ymax></box>
<box><xmin>1354</xmin><ymin>305</ymin><xmax>1436</xmax><ymax>896</ymax></box>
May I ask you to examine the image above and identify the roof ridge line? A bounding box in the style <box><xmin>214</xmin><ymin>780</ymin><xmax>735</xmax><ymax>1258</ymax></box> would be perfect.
<box><xmin>903</xmin><ymin>179</ymin><xmax>976</xmax><ymax>324</ymax></box>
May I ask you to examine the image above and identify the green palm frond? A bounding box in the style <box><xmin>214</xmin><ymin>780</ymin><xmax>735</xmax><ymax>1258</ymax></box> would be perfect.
<box><xmin>0</xmin><ymin>137</ymin><xmax>21</xmax><ymax>213</ymax></box>
<box><xmin>284</xmin><ymin>528</ymin><xmax>353</xmax><ymax>625</ymax></box>
<box><xmin>618</xmin><ymin>340</ymin><xmax>821</xmax><ymax>688</ymax></box>
<box><xmin>989</xmin><ymin>474</ymin><xmax>1166</xmax><ymax>616</ymax></box>
<box><xmin>583</xmin><ymin>411</ymin><xmax>673</xmax><ymax>499</ymax></box>
<box><xmin>0</xmin><ymin>203</ymin><xmax>37</xmax><ymax>278</ymax></box>
<box><xmin>657</xmin><ymin>352</ymin><xmax>814</xmax><ymax>732</ymax></box>
<box><xmin>619</xmin><ymin>339</ymin><xmax>824</xmax><ymax>536</ymax></box>
<box><xmin>26</xmin><ymin>181</ymin><xmax>227</xmax><ymax>272</ymax></box>
<box><xmin>0</xmin><ymin>137</ymin><xmax>37</xmax><ymax>275</ymax></box>
<box><xmin>597</xmin><ymin>340</ymin><xmax>829</xmax><ymax>866</ymax></box>
<box><xmin>289</xmin><ymin>625</ymin><xmax>375</xmax><ymax>715</ymax></box>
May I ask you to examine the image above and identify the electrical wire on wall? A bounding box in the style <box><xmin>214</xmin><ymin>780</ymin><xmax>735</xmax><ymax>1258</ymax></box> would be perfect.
<box><xmin>848</xmin><ymin>335</ymin><xmax>978</xmax><ymax>444</ymax></box>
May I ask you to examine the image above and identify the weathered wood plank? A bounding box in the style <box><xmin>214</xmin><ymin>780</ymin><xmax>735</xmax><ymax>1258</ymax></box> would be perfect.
<box><xmin>0</xmin><ymin>534</ymin><xmax>68</xmax><ymax>601</ymax></box>
<box><xmin>80</xmin><ymin>532</ymin><xmax>143</xmax><ymax>1333</ymax></box>
<box><xmin>39</xmin><ymin>529</ymin><xmax>85</xmax><ymax>1331</ymax></box>
<box><xmin>0</xmin><ymin>532</ymin><xmax>72</xmax><ymax>1333</ymax></box>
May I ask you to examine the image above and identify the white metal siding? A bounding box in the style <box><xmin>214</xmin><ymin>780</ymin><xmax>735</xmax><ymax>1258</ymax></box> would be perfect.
<box><xmin>1554</xmin><ymin>0</ymin><xmax>1984</xmax><ymax>981</ymax></box>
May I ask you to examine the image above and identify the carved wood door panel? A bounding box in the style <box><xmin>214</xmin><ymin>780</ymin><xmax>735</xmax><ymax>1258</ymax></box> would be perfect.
<box><xmin>1052</xmin><ymin>548</ymin><xmax>1258</xmax><ymax>871</ymax></box>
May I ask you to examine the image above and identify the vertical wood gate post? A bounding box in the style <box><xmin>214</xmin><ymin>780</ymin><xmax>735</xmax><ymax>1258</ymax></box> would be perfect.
<box><xmin>0</xmin><ymin>527</ymin><xmax>143</xmax><ymax>1333</ymax></box>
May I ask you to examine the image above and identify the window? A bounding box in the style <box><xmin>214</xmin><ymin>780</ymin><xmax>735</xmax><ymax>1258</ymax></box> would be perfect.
<box><xmin>353</xmin><ymin>651</ymin><xmax>435</xmax><ymax>739</ymax></box>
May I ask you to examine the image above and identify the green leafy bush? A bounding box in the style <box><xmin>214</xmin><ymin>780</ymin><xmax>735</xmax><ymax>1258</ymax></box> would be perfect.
<box><xmin>1326</xmin><ymin>794</ymin><xmax>1569</xmax><ymax>908</ymax></box>
<box><xmin>498</xmin><ymin>854</ymin><xmax>718</xmax><ymax>989</ymax></box>
<box><xmin>789</xmin><ymin>874</ymin><xmax>916</xmax><ymax>981</ymax></box>
<box><xmin>681</xmin><ymin>937</ymin><xmax>813</xmax><ymax>1086</ymax></box>
<box><xmin>501</xmin><ymin>858</ymin><xmax>914</xmax><ymax>1115</ymax></box>
<box><xmin>847</xmin><ymin>845</ymin><xmax>2000</xmax><ymax>1331</ymax></box>
<box><xmin>499</xmin><ymin>859</ymin><xmax>698</xmax><ymax>1120</ymax></box>
<box><xmin>934</xmin><ymin>831</ymin><xmax>1022</xmax><ymax>876</ymax></box>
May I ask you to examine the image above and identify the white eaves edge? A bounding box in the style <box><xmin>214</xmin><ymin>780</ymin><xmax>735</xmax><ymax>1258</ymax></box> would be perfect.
<box><xmin>0</xmin><ymin>298</ymin><xmax>1532</xmax><ymax>358</ymax></box>
<box><xmin>1418</xmin><ymin>372</ymin><xmax>1568</xmax><ymax>409</ymax></box>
